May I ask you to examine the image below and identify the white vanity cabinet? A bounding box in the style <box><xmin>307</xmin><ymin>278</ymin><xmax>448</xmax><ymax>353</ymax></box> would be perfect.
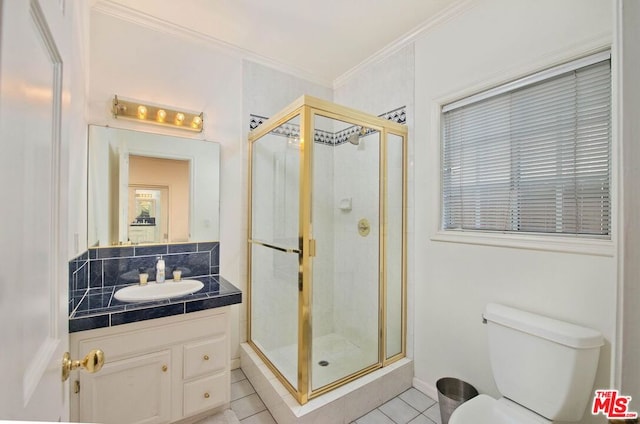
<box><xmin>128</xmin><ymin>225</ymin><xmax>158</xmax><ymax>244</ymax></box>
<box><xmin>70</xmin><ymin>308</ymin><xmax>230</xmax><ymax>424</ymax></box>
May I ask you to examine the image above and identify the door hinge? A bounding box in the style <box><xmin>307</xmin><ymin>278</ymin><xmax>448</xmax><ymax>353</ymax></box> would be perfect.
<box><xmin>74</xmin><ymin>380</ymin><xmax>80</xmax><ymax>394</ymax></box>
<box><xmin>309</xmin><ymin>239</ymin><xmax>316</xmax><ymax>257</ymax></box>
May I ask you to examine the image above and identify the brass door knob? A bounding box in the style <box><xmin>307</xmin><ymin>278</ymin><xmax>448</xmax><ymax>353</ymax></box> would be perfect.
<box><xmin>204</xmin><ymin>392</ymin><xmax>210</xmax><ymax>399</ymax></box>
<box><xmin>62</xmin><ymin>349</ymin><xmax>105</xmax><ymax>382</ymax></box>
<box><xmin>203</xmin><ymin>355</ymin><xmax>210</xmax><ymax>361</ymax></box>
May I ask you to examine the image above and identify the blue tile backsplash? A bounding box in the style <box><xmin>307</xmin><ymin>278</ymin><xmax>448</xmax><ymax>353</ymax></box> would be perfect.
<box><xmin>74</xmin><ymin>241</ymin><xmax>219</xmax><ymax>292</ymax></box>
<box><xmin>67</xmin><ymin>241</ymin><xmax>239</xmax><ymax>333</ymax></box>
<box><xmin>69</xmin><ymin>250</ymin><xmax>89</xmax><ymax>292</ymax></box>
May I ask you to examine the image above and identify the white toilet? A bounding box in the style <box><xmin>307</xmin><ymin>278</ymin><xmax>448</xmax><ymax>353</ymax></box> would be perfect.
<box><xmin>449</xmin><ymin>303</ymin><xmax>604</xmax><ymax>424</ymax></box>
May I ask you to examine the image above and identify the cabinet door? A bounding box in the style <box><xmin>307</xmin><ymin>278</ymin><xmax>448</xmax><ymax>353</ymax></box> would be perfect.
<box><xmin>80</xmin><ymin>350</ymin><xmax>171</xmax><ymax>424</ymax></box>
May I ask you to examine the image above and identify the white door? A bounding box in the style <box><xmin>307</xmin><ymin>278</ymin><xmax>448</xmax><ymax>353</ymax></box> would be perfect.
<box><xmin>0</xmin><ymin>0</ymin><xmax>73</xmax><ymax>420</ymax></box>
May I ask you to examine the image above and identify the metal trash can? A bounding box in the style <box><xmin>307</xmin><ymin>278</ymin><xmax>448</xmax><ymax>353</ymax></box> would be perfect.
<box><xmin>436</xmin><ymin>377</ymin><xmax>478</xmax><ymax>424</ymax></box>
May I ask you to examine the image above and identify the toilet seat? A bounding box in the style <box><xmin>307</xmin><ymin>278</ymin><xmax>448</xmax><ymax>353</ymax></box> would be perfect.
<box><xmin>449</xmin><ymin>395</ymin><xmax>552</xmax><ymax>424</ymax></box>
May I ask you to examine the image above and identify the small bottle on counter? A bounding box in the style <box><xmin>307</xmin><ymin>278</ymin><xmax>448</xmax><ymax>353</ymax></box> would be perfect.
<box><xmin>156</xmin><ymin>257</ymin><xmax>165</xmax><ymax>283</ymax></box>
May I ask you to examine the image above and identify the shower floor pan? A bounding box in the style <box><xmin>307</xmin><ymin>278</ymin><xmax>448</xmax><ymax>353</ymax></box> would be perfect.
<box><xmin>264</xmin><ymin>333</ymin><xmax>378</xmax><ymax>390</ymax></box>
<box><xmin>240</xmin><ymin>342</ymin><xmax>413</xmax><ymax>423</ymax></box>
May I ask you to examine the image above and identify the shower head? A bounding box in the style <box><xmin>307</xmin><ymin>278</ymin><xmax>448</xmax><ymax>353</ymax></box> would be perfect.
<box><xmin>347</xmin><ymin>127</ymin><xmax>368</xmax><ymax>145</ymax></box>
<box><xmin>347</xmin><ymin>132</ymin><xmax>360</xmax><ymax>145</ymax></box>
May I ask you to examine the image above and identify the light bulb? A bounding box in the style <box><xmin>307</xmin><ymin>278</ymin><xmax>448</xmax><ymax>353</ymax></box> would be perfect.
<box><xmin>137</xmin><ymin>105</ymin><xmax>147</xmax><ymax>119</ymax></box>
<box><xmin>156</xmin><ymin>109</ymin><xmax>167</xmax><ymax>122</ymax></box>
<box><xmin>175</xmin><ymin>112</ymin><xmax>185</xmax><ymax>125</ymax></box>
<box><xmin>191</xmin><ymin>115</ymin><xmax>202</xmax><ymax>129</ymax></box>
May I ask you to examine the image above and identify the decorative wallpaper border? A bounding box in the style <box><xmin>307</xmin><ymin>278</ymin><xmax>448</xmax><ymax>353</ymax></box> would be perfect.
<box><xmin>249</xmin><ymin>105</ymin><xmax>406</xmax><ymax>146</ymax></box>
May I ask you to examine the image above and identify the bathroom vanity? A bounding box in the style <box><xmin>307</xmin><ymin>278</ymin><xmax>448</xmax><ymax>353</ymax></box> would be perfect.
<box><xmin>70</xmin><ymin>307</ymin><xmax>231</xmax><ymax>423</ymax></box>
<box><xmin>68</xmin><ymin>272</ymin><xmax>241</xmax><ymax>424</ymax></box>
<box><xmin>71</xmin><ymin>126</ymin><xmax>235</xmax><ymax>423</ymax></box>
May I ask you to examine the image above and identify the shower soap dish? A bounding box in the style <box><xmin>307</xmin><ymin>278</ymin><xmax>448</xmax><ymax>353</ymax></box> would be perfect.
<box><xmin>339</xmin><ymin>198</ymin><xmax>352</xmax><ymax>212</ymax></box>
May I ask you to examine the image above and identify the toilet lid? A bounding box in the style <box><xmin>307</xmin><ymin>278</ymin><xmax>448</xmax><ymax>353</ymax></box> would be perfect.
<box><xmin>449</xmin><ymin>395</ymin><xmax>551</xmax><ymax>424</ymax></box>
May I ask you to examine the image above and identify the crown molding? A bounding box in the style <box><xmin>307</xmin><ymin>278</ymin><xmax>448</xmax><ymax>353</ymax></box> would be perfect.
<box><xmin>92</xmin><ymin>0</ymin><xmax>476</xmax><ymax>90</ymax></box>
<box><xmin>91</xmin><ymin>1</ymin><xmax>334</xmax><ymax>88</ymax></box>
<box><xmin>333</xmin><ymin>0</ymin><xmax>477</xmax><ymax>89</ymax></box>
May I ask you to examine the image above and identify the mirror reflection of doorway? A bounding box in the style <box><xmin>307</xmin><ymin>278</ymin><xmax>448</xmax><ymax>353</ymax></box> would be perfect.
<box><xmin>128</xmin><ymin>187</ymin><xmax>169</xmax><ymax>244</ymax></box>
<box><xmin>127</xmin><ymin>155</ymin><xmax>190</xmax><ymax>244</ymax></box>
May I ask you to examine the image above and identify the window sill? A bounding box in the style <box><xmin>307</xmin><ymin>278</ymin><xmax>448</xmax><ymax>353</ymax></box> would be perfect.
<box><xmin>430</xmin><ymin>231</ymin><xmax>615</xmax><ymax>257</ymax></box>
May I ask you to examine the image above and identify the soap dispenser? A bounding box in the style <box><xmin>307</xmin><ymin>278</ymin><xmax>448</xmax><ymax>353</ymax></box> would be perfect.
<box><xmin>156</xmin><ymin>256</ymin><xmax>165</xmax><ymax>283</ymax></box>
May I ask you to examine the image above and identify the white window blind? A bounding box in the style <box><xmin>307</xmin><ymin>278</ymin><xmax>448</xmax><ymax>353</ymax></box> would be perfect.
<box><xmin>442</xmin><ymin>54</ymin><xmax>611</xmax><ymax>237</ymax></box>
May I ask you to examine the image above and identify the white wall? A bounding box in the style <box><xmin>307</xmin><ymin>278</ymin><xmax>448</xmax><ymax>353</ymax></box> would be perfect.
<box><xmin>411</xmin><ymin>1</ymin><xmax>615</xmax><ymax>422</ymax></box>
<box><xmin>620</xmin><ymin>0</ymin><xmax>640</xmax><ymax>401</ymax></box>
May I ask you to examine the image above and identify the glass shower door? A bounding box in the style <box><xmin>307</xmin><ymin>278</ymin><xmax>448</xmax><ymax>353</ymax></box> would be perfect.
<box><xmin>249</xmin><ymin>115</ymin><xmax>301</xmax><ymax>390</ymax></box>
<box><xmin>310</xmin><ymin>113</ymin><xmax>380</xmax><ymax>391</ymax></box>
<box><xmin>386</xmin><ymin>132</ymin><xmax>405</xmax><ymax>360</ymax></box>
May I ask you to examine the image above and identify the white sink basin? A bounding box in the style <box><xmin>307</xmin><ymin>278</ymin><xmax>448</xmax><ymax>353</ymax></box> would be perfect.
<box><xmin>114</xmin><ymin>279</ymin><xmax>204</xmax><ymax>303</ymax></box>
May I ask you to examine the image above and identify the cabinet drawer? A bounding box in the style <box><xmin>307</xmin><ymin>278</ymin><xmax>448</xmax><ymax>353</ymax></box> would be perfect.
<box><xmin>183</xmin><ymin>373</ymin><xmax>228</xmax><ymax>416</ymax></box>
<box><xmin>183</xmin><ymin>337</ymin><xmax>226</xmax><ymax>379</ymax></box>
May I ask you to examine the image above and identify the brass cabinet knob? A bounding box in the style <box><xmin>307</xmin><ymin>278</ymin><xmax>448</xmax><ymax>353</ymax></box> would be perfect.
<box><xmin>203</xmin><ymin>355</ymin><xmax>210</xmax><ymax>361</ymax></box>
<box><xmin>62</xmin><ymin>349</ymin><xmax>105</xmax><ymax>382</ymax></box>
<box><xmin>162</xmin><ymin>365</ymin><xmax>168</xmax><ymax>372</ymax></box>
<box><xmin>204</xmin><ymin>392</ymin><xmax>210</xmax><ymax>399</ymax></box>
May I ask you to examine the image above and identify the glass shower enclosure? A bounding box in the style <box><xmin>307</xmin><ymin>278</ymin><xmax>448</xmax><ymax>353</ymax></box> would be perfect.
<box><xmin>248</xmin><ymin>95</ymin><xmax>407</xmax><ymax>404</ymax></box>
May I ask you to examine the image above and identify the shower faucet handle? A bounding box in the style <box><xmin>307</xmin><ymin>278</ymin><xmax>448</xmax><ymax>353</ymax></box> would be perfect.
<box><xmin>358</xmin><ymin>219</ymin><xmax>371</xmax><ymax>237</ymax></box>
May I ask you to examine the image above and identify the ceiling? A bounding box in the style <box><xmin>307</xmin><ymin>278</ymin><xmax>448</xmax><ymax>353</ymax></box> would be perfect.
<box><xmin>93</xmin><ymin>0</ymin><xmax>465</xmax><ymax>86</ymax></box>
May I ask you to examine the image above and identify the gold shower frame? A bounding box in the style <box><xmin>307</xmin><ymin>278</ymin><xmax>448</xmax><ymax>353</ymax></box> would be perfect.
<box><xmin>247</xmin><ymin>95</ymin><xmax>408</xmax><ymax>405</ymax></box>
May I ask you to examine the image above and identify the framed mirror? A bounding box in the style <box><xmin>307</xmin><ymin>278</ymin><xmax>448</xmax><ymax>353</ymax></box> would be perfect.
<box><xmin>88</xmin><ymin>125</ymin><xmax>220</xmax><ymax>247</ymax></box>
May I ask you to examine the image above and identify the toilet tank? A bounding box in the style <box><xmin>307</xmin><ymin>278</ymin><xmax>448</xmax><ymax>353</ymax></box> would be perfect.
<box><xmin>484</xmin><ymin>303</ymin><xmax>603</xmax><ymax>422</ymax></box>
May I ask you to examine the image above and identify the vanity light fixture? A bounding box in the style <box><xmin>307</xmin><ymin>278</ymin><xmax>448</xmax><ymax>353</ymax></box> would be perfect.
<box><xmin>112</xmin><ymin>95</ymin><xmax>204</xmax><ymax>132</ymax></box>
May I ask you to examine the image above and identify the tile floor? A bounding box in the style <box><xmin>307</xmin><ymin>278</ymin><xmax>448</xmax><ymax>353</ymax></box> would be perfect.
<box><xmin>229</xmin><ymin>368</ymin><xmax>443</xmax><ymax>424</ymax></box>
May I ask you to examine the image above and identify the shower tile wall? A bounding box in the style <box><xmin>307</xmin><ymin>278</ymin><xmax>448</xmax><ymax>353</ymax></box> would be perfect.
<box><xmin>332</xmin><ymin>135</ymin><xmax>379</xmax><ymax>351</ymax></box>
<box><xmin>313</xmin><ymin>141</ymin><xmax>335</xmax><ymax>339</ymax></box>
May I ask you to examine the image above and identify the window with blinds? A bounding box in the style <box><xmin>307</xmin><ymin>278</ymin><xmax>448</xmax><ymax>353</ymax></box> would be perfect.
<box><xmin>441</xmin><ymin>52</ymin><xmax>611</xmax><ymax>238</ymax></box>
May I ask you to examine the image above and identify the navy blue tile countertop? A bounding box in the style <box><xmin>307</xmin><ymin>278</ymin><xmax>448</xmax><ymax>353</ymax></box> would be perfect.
<box><xmin>69</xmin><ymin>275</ymin><xmax>241</xmax><ymax>332</ymax></box>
